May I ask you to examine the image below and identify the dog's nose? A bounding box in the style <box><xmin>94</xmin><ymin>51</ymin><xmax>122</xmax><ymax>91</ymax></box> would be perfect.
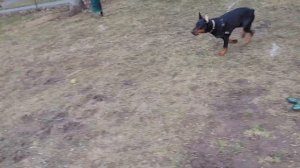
<box><xmin>191</xmin><ymin>31</ymin><xmax>197</xmax><ymax>36</ymax></box>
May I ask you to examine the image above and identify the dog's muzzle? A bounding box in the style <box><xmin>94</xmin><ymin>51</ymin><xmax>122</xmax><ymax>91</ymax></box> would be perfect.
<box><xmin>191</xmin><ymin>31</ymin><xmax>199</xmax><ymax>36</ymax></box>
<box><xmin>191</xmin><ymin>28</ymin><xmax>199</xmax><ymax>36</ymax></box>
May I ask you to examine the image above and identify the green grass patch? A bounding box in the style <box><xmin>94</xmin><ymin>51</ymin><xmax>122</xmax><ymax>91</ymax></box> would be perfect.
<box><xmin>259</xmin><ymin>156</ymin><xmax>281</xmax><ymax>165</ymax></box>
<box><xmin>215</xmin><ymin>140</ymin><xmax>244</xmax><ymax>154</ymax></box>
<box><xmin>244</xmin><ymin>125</ymin><xmax>272</xmax><ymax>138</ymax></box>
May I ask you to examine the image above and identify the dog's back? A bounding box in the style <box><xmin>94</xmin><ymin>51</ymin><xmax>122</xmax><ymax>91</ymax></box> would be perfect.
<box><xmin>220</xmin><ymin>7</ymin><xmax>255</xmax><ymax>29</ymax></box>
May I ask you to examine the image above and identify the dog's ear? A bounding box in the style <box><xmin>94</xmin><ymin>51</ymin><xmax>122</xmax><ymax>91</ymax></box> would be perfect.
<box><xmin>199</xmin><ymin>12</ymin><xmax>203</xmax><ymax>19</ymax></box>
<box><xmin>204</xmin><ymin>14</ymin><xmax>209</xmax><ymax>22</ymax></box>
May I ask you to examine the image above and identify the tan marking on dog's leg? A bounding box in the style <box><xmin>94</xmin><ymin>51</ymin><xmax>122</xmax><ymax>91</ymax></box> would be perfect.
<box><xmin>244</xmin><ymin>33</ymin><xmax>253</xmax><ymax>45</ymax></box>
<box><xmin>218</xmin><ymin>48</ymin><xmax>228</xmax><ymax>56</ymax></box>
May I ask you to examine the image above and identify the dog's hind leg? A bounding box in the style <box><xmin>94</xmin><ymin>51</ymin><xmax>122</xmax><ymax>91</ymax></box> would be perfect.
<box><xmin>242</xmin><ymin>12</ymin><xmax>255</xmax><ymax>45</ymax></box>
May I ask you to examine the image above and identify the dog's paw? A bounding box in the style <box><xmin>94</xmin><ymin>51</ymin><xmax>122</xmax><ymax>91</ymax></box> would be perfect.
<box><xmin>218</xmin><ymin>48</ymin><xmax>228</xmax><ymax>56</ymax></box>
<box><xmin>229</xmin><ymin>39</ymin><xmax>238</xmax><ymax>44</ymax></box>
<box><xmin>244</xmin><ymin>36</ymin><xmax>252</xmax><ymax>46</ymax></box>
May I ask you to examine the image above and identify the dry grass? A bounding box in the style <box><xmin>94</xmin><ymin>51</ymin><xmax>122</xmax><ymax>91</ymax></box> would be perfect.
<box><xmin>0</xmin><ymin>0</ymin><xmax>300</xmax><ymax>167</ymax></box>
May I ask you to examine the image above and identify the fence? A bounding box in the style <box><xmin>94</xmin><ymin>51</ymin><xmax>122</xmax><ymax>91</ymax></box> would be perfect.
<box><xmin>0</xmin><ymin>0</ymin><xmax>70</xmax><ymax>15</ymax></box>
<box><xmin>1</xmin><ymin>0</ymin><xmax>65</xmax><ymax>9</ymax></box>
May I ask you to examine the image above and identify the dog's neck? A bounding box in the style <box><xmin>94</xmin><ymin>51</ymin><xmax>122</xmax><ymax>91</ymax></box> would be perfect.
<box><xmin>206</xmin><ymin>19</ymin><xmax>216</xmax><ymax>33</ymax></box>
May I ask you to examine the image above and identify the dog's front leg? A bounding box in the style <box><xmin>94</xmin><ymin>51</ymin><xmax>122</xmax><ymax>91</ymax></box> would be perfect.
<box><xmin>219</xmin><ymin>36</ymin><xmax>229</xmax><ymax>56</ymax></box>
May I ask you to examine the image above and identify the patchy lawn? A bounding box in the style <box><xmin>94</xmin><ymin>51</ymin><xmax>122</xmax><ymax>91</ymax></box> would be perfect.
<box><xmin>0</xmin><ymin>0</ymin><xmax>300</xmax><ymax>168</ymax></box>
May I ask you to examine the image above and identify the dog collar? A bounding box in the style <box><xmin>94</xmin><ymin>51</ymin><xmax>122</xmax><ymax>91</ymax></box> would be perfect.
<box><xmin>210</xmin><ymin>20</ymin><xmax>216</xmax><ymax>33</ymax></box>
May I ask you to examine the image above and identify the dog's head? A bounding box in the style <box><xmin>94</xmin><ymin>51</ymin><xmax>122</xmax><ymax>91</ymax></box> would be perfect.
<box><xmin>191</xmin><ymin>13</ymin><xmax>210</xmax><ymax>36</ymax></box>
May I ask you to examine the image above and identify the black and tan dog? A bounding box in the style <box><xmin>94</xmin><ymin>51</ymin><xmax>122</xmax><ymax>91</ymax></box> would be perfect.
<box><xmin>191</xmin><ymin>7</ymin><xmax>255</xmax><ymax>56</ymax></box>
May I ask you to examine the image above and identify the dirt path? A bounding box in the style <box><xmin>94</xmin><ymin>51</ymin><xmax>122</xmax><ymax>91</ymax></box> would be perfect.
<box><xmin>0</xmin><ymin>0</ymin><xmax>300</xmax><ymax>168</ymax></box>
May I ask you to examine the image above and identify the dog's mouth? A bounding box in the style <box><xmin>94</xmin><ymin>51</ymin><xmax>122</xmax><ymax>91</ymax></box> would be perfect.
<box><xmin>191</xmin><ymin>28</ymin><xmax>204</xmax><ymax>36</ymax></box>
<box><xmin>191</xmin><ymin>31</ymin><xmax>199</xmax><ymax>36</ymax></box>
